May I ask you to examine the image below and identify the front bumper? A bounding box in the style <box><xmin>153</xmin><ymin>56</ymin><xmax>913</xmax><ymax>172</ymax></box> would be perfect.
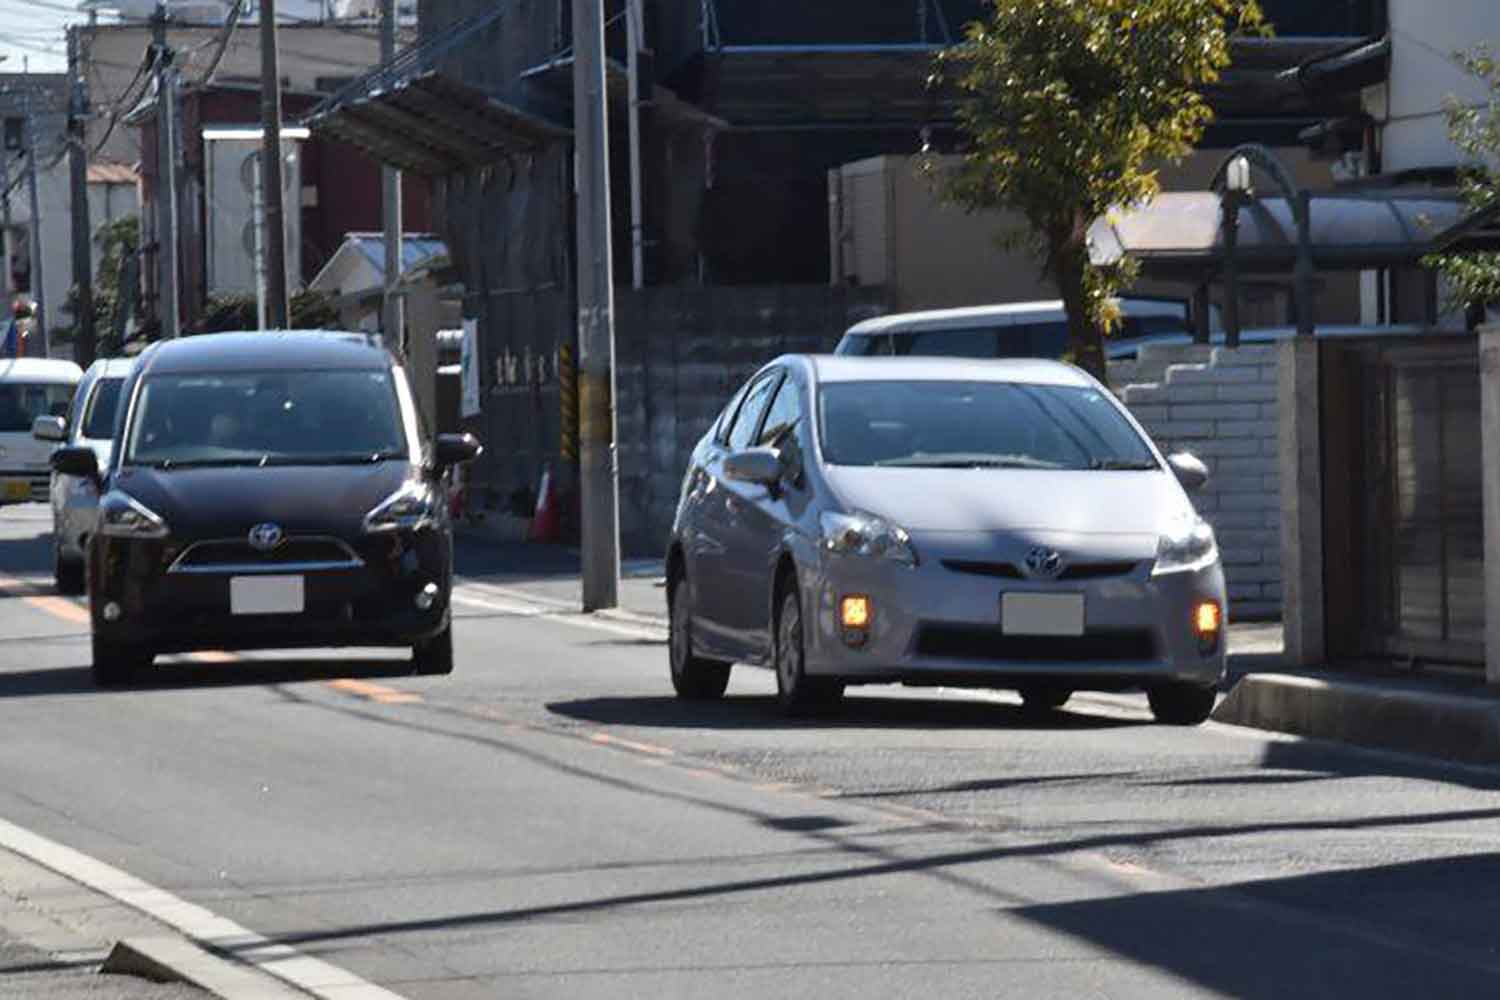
<box><xmin>89</xmin><ymin>527</ymin><xmax>453</xmax><ymax>654</ymax></box>
<box><xmin>803</xmin><ymin>534</ymin><xmax>1227</xmax><ymax>691</ymax></box>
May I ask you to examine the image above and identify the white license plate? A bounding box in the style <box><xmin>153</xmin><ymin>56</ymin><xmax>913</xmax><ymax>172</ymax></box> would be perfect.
<box><xmin>1001</xmin><ymin>593</ymin><xmax>1085</xmax><ymax>636</ymax></box>
<box><xmin>230</xmin><ymin>575</ymin><xmax>305</xmax><ymax>616</ymax></box>
<box><xmin>2</xmin><ymin>479</ymin><xmax>30</xmax><ymax>501</ymax></box>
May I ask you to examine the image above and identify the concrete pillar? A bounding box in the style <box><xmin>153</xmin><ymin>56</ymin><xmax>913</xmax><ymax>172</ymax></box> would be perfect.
<box><xmin>1279</xmin><ymin>337</ymin><xmax>1324</xmax><ymax>667</ymax></box>
<box><xmin>1480</xmin><ymin>326</ymin><xmax>1500</xmax><ymax>685</ymax></box>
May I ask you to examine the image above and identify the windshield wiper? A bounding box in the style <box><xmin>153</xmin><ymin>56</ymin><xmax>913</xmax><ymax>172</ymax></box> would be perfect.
<box><xmin>260</xmin><ymin>452</ymin><xmax>405</xmax><ymax>467</ymax></box>
<box><xmin>1090</xmin><ymin>459</ymin><xmax>1159</xmax><ymax>471</ymax></box>
<box><xmin>142</xmin><ymin>457</ymin><xmax>262</xmax><ymax>470</ymax></box>
<box><xmin>875</xmin><ymin>455</ymin><xmax>1065</xmax><ymax>470</ymax></box>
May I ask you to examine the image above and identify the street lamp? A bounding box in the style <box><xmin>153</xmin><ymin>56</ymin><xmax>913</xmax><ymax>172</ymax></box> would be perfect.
<box><xmin>1221</xmin><ymin>155</ymin><xmax>1251</xmax><ymax>349</ymax></box>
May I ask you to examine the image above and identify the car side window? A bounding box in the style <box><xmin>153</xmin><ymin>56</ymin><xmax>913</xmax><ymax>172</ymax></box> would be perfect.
<box><xmin>725</xmin><ymin>373</ymin><xmax>780</xmax><ymax>452</ymax></box>
<box><xmin>68</xmin><ymin>377</ymin><xmax>92</xmax><ymax>439</ymax></box>
<box><xmin>758</xmin><ymin>376</ymin><xmax>803</xmax><ymax>447</ymax></box>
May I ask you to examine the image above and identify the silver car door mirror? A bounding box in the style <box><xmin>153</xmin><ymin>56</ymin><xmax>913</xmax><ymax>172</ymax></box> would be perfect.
<box><xmin>32</xmin><ymin>415</ymin><xmax>66</xmax><ymax>443</ymax></box>
<box><xmin>1167</xmin><ymin>452</ymin><xmax>1210</xmax><ymax>492</ymax></box>
<box><xmin>723</xmin><ymin>448</ymin><xmax>783</xmax><ymax>487</ymax></box>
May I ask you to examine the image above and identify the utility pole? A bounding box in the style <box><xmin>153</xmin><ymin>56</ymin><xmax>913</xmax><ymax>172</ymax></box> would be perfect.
<box><xmin>67</xmin><ymin>27</ymin><xmax>95</xmax><ymax>366</ymax></box>
<box><xmin>152</xmin><ymin>7</ymin><xmax>179</xmax><ymax>339</ymax></box>
<box><xmin>259</xmin><ymin>0</ymin><xmax>289</xmax><ymax>328</ymax></box>
<box><xmin>1</xmin><ymin>129</ymin><xmax>13</xmax><ymax>308</ymax></box>
<box><xmin>626</xmin><ymin>0</ymin><xmax>644</xmax><ymax>290</ymax></box>
<box><xmin>379</xmin><ymin>0</ymin><xmax>403</xmax><ymax>351</ymax></box>
<box><xmin>572</xmin><ymin>0</ymin><xmax>620</xmax><ymax>611</ymax></box>
<box><xmin>22</xmin><ymin>62</ymin><xmax>48</xmax><ymax>357</ymax></box>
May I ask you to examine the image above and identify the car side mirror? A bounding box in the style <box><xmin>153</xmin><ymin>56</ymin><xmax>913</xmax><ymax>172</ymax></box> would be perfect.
<box><xmin>32</xmin><ymin>415</ymin><xmax>66</xmax><ymax>443</ymax></box>
<box><xmin>51</xmin><ymin>445</ymin><xmax>99</xmax><ymax>481</ymax></box>
<box><xmin>434</xmin><ymin>432</ymin><xmax>483</xmax><ymax>469</ymax></box>
<box><xmin>723</xmin><ymin>448</ymin><xmax>783</xmax><ymax>487</ymax></box>
<box><xmin>1167</xmin><ymin>452</ymin><xmax>1210</xmax><ymax>493</ymax></box>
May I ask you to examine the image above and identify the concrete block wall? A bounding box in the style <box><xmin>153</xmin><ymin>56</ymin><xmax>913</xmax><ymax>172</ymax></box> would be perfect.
<box><xmin>1110</xmin><ymin>344</ymin><xmax>1282</xmax><ymax>621</ymax></box>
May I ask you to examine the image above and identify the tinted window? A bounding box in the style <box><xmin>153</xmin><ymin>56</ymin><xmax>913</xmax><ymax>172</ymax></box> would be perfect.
<box><xmin>890</xmin><ymin>328</ymin><xmax>1000</xmax><ymax>358</ymax></box>
<box><xmin>835</xmin><ymin>334</ymin><xmax>883</xmax><ymax>357</ymax></box>
<box><xmin>127</xmin><ymin>370</ymin><xmax>407</xmax><ymax>467</ymax></box>
<box><xmin>819</xmin><ymin>380</ymin><xmax>1157</xmax><ymax>471</ymax></box>
<box><xmin>0</xmin><ymin>382</ymin><xmax>73</xmax><ymax>432</ymax></box>
<box><xmin>758</xmin><ymin>377</ymin><xmax>803</xmax><ymax>447</ymax></box>
<box><xmin>725</xmin><ymin>374</ymin><xmax>779</xmax><ymax>451</ymax></box>
<box><xmin>82</xmin><ymin>377</ymin><xmax>125</xmax><ymax>440</ymax></box>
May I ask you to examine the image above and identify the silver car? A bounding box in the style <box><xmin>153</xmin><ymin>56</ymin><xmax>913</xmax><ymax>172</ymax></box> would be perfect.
<box><xmin>666</xmin><ymin>355</ymin><xmax>1227</xmax><ymax>724</ymax></box>
<box><xmin>32</xmin><ymin>357</ymin><xmax>134</xmax><ymax>594</ymax></box>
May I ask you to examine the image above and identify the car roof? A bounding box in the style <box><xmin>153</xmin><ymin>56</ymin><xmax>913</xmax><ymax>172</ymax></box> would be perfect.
<box><xmin>86</xmin><ymin>357</ymin><xmax>137</xmax><ymax>378</ymax></box>
<box><xmin>804</xmin><ymin>354</ymin><xmax>1095</xmax><ymax>388</ymax></box>
<box><xmin>0</xmin><ymin>357</ymin><xmax>84</xmax><ymax>382</ymax></box>
<box><xmin>843</xmin><ymin>297</ymin><xmax>1191</xmax><ymax>337</ymax></box>
<box><xmin>137</xmin><ymin>331</ymin><xmax>392</xmax><ymax>375</ymax></box>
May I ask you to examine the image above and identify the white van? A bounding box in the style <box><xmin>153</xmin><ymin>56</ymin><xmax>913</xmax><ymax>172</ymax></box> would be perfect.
<box><xmin>0</xmin><ymin>358</ymin><xmax>84</xmax><ymax>506</ymax></box>
<box><xmin>833</xmin><ymin>297</ymin><xmax>1222</xmax><ymax>360</ymax></box>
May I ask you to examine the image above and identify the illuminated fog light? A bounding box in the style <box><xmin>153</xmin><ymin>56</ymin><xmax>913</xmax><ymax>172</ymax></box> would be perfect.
<box><xmin>1194</xmin><ymin>601</ymin><xmax>1222</xmax><ymax>638</ymax></box>
<box><xmin>102</xmin><ymin>601</ymin><xmax>123</xmax><ymax>623</ymax></box>
<box><xmin>840</xmin><ymin>595</ymin><xmax>871</xmax><ymax>630</ymax></box>
<box><xmin>414</xmin><ymin>583</ymin><xmax>440</xmax><ymax>611</ymax></box>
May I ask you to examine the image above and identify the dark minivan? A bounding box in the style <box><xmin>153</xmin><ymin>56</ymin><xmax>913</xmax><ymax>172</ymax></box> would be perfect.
<box><xmin>51</xmin><ymin>332</ymin><xmax>482</xmax><ymax>686</ymax></box>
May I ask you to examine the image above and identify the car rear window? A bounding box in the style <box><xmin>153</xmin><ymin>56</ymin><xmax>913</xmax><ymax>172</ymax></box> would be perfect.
<box><xmin>82</xmin><ymin>377</ymin><xmax>125</xmax><ymax>440</ymax></box>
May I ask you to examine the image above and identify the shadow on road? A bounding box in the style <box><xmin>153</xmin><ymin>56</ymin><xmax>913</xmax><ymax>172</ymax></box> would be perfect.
<box><xmin>0</xmin><ymin>657</ymin><xmax>419</xmax><ymax>697</ymax></box>
<box><xmin>546</xmin><ymin>694</ymin><xmax>1147</xmax><ymax>732</ymax></box>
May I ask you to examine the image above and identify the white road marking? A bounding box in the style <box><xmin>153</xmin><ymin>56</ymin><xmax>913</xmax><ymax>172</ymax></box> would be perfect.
<box><xmin>0</xmin><ymin>816</ymin><xmax>408</xmax><ymax>1000</ymax></box>
<box><xmin>452</xmin><ymin>587</ymin><xmax>666</xmax><ymax>642</ymax></box>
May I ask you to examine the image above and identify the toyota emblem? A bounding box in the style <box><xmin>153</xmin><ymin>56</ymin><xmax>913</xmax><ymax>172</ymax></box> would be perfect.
<box><xmin>1023</xmin><ymin>547</ymin><xmax>1065</xmax><ymax>580</ymax></box>
<box><xmin>248</xmin><ymin>523</ymin><xmax>285</xmax><ymax>552</ymax></box>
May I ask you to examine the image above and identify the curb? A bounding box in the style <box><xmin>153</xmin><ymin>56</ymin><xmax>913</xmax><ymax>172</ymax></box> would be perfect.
<box><xmin>1212</xmin><ymin>672</ymin><xmax>1500</xmax><ymax>765</ymax></box>
<box><xmin>101</xmin><ymin>937</ymin><xmax>306</xmax><ymax>999</ymax></box>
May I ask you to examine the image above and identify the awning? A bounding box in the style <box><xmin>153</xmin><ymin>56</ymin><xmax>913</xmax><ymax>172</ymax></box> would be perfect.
<box><xmin>305</xmin><ymin>70</ymin><xmax>571</xmax><ymax>176</ymax></box>
<box><xmin>1089</xmin><ymin>191</ymin><xmax>1469</xmax><ymax>280</ymax></box>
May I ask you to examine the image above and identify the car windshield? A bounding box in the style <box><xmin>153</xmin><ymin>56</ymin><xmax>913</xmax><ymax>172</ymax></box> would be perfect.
<box><xmin>126</xmin><ymin>369</ymin><xmax>408</xmax><ymax>467</ymax></box>
<box><xmin>0</xmin><ymin>382</ymin><xmax>74</xmax><ymax>432</ymax></box>
<box><xmin>819</xmin><ymin>380</ymin><xmax>1158</xmax><ymax>471</ymax></box>
<box><xmin>82</xmin><ymin>377</ymin><xmax>125</xmax><ymax>440</ymax></box>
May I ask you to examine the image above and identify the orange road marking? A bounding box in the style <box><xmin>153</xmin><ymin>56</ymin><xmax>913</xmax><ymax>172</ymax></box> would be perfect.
<box><xmin>589</xmin><ymin>731</ymin><xmax>675</xmax><ymax>757</ymax></box>
<box><xmin>327</xmin><ymin>678</ymin><xmax>422</xmax><ymax>705</ymax></box>
<box><xmin>24</xmin><ymin>595</ymin><xmax>89</xmax><ymax>625</ymax></box>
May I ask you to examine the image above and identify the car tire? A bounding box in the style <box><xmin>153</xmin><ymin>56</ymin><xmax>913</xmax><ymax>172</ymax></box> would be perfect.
<box><xmin>91</xmin><ymin>636</ymin><xmax>150</xmax><ymax>688</ymax></box>
<box><xmin>1018</xmin><ymin>684</ymin><xmax>1072</xmax><ymax>715</ymax></box>
<box><xmin>775</xmin><ymin>586</ymin><xmax>843</xmax><ymax>718</ymax></box>
<box><xmin>412</xmin><ymin>625</ymin><xmax>455</xmax><ymax>675</ymax></box>
<box><xmin>1148</xmin><ymin>682</ymin><xmax>1217</xmax><ymax>726</ymax></box>
<box><xmin>54</xmin><ymin>546</ymin><xmax>85</xmax><ymax>596</ymax></box>
<box><xmin>668</xmin><ymin>570</ymin><xmax>731</xmax><ymax>700</ymax></box>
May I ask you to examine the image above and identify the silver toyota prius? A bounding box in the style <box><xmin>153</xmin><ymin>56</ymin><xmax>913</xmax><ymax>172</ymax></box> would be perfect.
<box><xmin>666</xmin><ymin>355</ymin><xmax>1227</xmax><ymax>724</ymax></box>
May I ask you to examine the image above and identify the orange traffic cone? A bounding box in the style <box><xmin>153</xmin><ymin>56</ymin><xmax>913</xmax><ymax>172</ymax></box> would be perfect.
<box><xmin>529</xmin><ymin>463</ymin><xmax>560</xmax><ymax>543</ymax></box>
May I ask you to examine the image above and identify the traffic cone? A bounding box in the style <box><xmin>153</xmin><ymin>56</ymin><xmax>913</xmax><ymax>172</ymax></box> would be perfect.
<box><xmin>529</xmin><ymin>463</ymin><xmax>560</xmax><ymax>542</ymax></box>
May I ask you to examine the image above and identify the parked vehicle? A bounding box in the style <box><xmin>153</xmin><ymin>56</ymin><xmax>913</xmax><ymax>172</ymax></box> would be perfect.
<box><xmin>0</xmin><ymin>358</ymin><xmax>83</xmax><ymax>507</ymax></box>
<box><xmin>50</xmin><ymin>332</ymin><xmax>483</xmax><ymax>686</ymax></box>
<box><xmin>834</xmin><ymin>297</ymin><xmax>1222</xmax><ymax>361</ymax></box>
<box><xmin>33</xmin><ymin>357</ymin><xmax>136</xmax><ymax>593</ymax></box>
<box><xmin>666</xmin><ymin>355</ymin><xmax>1226</xmax><ymax>724</ymax></box>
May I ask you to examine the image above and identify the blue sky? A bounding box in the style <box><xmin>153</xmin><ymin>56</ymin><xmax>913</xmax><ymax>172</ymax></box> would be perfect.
<box><xmin>0</xmin><ymin>0</ymin><xmax>83</xmax><ymax>74</ymax></box>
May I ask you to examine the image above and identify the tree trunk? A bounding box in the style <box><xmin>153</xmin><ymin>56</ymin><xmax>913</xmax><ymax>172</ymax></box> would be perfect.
<box><xmin>1054</xmin><ymin>237</ymin><xmax>1109</xmax><ymax>386</ymax></box>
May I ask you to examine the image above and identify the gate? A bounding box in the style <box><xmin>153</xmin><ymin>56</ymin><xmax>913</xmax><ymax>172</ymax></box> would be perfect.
<box><xmin>1322</xmin><ymin>336</ymin><xmax>1484</xmax><ymax>667</ymax></box>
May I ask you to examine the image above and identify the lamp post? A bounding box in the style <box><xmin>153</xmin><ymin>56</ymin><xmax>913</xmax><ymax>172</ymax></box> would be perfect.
<box><xmin>1221</xmin><ymin>154</ymin><xmax>1250</xmax><ymax>350</ymax></box>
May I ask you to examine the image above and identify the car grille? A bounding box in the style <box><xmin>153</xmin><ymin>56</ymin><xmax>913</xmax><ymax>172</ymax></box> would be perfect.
<box><xmin>915</xmin><ymin>625</ymin><xmax>1158</xmax><ymax>663</ymax></box>
<box><xmin>941</xmin><ymin>560</ymin><xmax>1141</xmax><ymax>581</ymax></box>
<box><xmin>168</xmin><ymin>537</ymin><xmax>364</xmax><ymax>574</ymax></box>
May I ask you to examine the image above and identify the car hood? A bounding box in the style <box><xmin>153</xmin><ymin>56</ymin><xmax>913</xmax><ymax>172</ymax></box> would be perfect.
<box><xmin>109</xmin><ymin>461</ymin><xmax>413</xmax><ymax>539</ymax></box>
<box><xmin>821</xmin><ymin>466</ymin><xmax>1194</xmax><ymax>538</ymax></box>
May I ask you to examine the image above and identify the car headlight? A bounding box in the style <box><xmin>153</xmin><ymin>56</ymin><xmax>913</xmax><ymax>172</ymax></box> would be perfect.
<box><xmin>820</xmin><ymin>510</ymin><xmax>918</xmax><ymax>567</ymax></box>
<box><xmin>364</xmin><ymin>481</ymin><xmax>440</xmax><ymax>533</ymax></box>
<box><xmin>99</xmin><ymin>492</ymin><xmax>169</xmax><ymax>539</ymax></box>
<box><xmin>1153</xmin><ymin>518</ymin><xmax>1218</xmax><ymax>576</ymax></box>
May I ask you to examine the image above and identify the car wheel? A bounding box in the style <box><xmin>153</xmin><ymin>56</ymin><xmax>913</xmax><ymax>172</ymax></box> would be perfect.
<box><xmin>668</xmin><ymin>570</ymin><xmax>731</xmax><ymax>699</ymax></box>
<box><xmin>1018</xmin><ymin>683</ymin><xmax>1071</xmax><ymax>715</ymax></box>
<box><xmin>775</xmin><ymin>586</ymin><xmax>843</xmax><ymax>717</ymax></box>
<box><xmin>91</xmin><ymin>635</ymin><xmax>151</xmax><ymax>688</ymax></box>
<box><xmin>412</xmin><ymin>625</ymin><xmax>454</xmax><ymax>675</ymax></box>
<box><xmin>54</xmin><ymin>543</ymin><xmax>85</xmax><ymax>596</ymax></box>
<box><xmin>1148</xmin><ymin>682</ymin><xmax>1217</xmax><ymax>725</ymax></box>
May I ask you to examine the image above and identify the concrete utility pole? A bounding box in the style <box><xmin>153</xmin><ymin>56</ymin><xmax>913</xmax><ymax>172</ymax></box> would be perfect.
<box><xmin>22</xmin><ymin>62</ymin><xmax>48</xmax><ymax>356</ymax></box>
<box><xmin>152</xmin><ymin>7</ymin><xmax>180</xmax><ymax>339</ymax></box>
<box><xmin>626</xmin><ymin>0</ymin><xmax>644</xmax><ymax>290</ymax></box>
<box><xmin>259</xmin><ymin>0</ymin><xmax>289</xmax><ymax>328</ymax></box>
<box><xmin>68</xmin><ymin>27</ymin><xmax>96</xmax><ymax>366</ymax></box>
<box><xmin>379</xmin><ymin>0</ymin><xmax>403</xmax><ymax>351</ymax></box>
<box><xmin>1</xmin><ymin>127</ymin><xmax>13</xmax><ymax>307</ymax></box>
<box><xmin>572</xmin><ymin>0</ymin><xmax>621</xmax><ymax>611</ymax></box>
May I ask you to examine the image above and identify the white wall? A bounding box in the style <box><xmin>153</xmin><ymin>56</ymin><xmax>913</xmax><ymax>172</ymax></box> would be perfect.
<box><xmin>1373</xmin><ymin>0</ymin><xmax>1499</xmax><ymax>173</ymax></box>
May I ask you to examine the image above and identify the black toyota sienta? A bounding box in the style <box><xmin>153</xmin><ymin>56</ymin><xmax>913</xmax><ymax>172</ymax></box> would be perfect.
<box><xmin>50</xmin><ymin>331</ymin><xmax>482</xmax><ymax>686</ymax></box>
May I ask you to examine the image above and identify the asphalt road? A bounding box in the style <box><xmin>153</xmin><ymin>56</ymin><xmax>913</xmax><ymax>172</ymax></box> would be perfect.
<box><xmin>1</xmin><ymin>502</ymin><xmax>1499</xmax><ymax>998</ymax></box>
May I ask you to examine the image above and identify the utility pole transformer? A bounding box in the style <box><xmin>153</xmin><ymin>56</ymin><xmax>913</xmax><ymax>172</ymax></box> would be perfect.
<box><xmin>379</xmin><ymin>0</ymin><xmax>403</xmax><ymax>353</ymax></box>
<box><xmin>152</xmin><ymin>7</ymin><xmax>180</xmax><ymax>339</ymax></box>
<box><xmin>68</xmin><ymin>27</ymin><xmax>96</xmax><ymax>366</ymax></box>
<box><xmin>572</xmin><ymin>0</ymin><xmax>621</xmax><ymax>611</ymax></box>
<box><xmin>259</xmin><ymin>0</ymin><xmax>289</xmax><ymax>328</ymax></box>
